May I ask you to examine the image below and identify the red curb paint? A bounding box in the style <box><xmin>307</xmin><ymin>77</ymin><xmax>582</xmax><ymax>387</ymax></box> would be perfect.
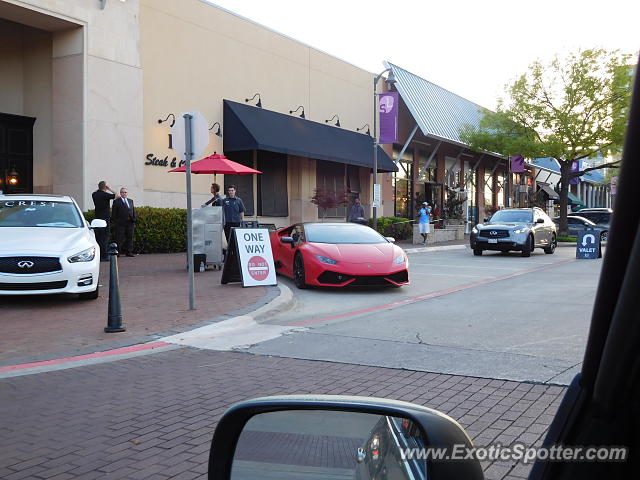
<box><xmin>287</xmin><ymin>258</ymin><xmax>576</xmax><ymax>327</ymax></box>
<box><xmin>0</xmin><ymin>341</ymin><xmax>172</xmax><ymax>373</ymax></box>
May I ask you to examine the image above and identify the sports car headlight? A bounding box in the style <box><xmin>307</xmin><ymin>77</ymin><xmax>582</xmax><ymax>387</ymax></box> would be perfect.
<box><xmin>472</xmin><ymin>227</ymin><xmax>478</xmax><ymax>234</ymax></box>
<box><xmin>315</xmin><ymin>254</ymin><xmax>338</xmax><ymax>265</ymax></box>
<box><xmin>68</xmin><ymin>247</ymin><xmax>96</xmax><ymax>263</ymax></box>
<box><xmin>394</xmin><ymin>254</ymin><xmax>406</xmax><ymax>264</ymax></box>
<box><xmin>513</xmin><ymin>227</ymin><xmax>527</xmax><ymax>234</ymax></box>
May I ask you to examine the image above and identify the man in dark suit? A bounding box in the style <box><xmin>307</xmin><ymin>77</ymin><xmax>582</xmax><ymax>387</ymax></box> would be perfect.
<box><xmin>111</xmin><ymin>187</ymin><xmax>137</xmax><ymax>257</ymax></box>
<box><xmin>92</xmin><ymin>180</ymin><xmax>119</xmax><ymax>261</ymax></box>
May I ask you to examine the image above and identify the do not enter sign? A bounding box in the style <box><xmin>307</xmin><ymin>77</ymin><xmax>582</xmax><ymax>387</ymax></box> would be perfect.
<box><xmin>248</xmin><ymin>255</ymin><xmax>270</xmax><ymax>282</ymax></box>
<box><xmin>235</xmin><ymin>229</ymin><xmax>277</xmax><ymax>287</ymax></box>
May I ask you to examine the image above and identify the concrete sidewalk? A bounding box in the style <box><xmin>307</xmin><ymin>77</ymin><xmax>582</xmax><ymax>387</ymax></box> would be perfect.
<box><xmin>0</xmin><ymin>253</ymin><xmax>278</xmax><ymax>367</ymax></box>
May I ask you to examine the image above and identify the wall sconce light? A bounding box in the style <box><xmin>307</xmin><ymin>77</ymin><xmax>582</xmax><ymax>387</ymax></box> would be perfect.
<box><xmin>357</xmin><ymin>123</ymin><xmax>371</xmax><ymax>136</ymax></box>
<box><xmin>245</xmin><ymin>93</ymin><xmax>262</xmax><ymax>108</ymax></box>
<box><xmin>158</xmin><ymin>113</ymin><xmax>176</xmax><ymax>127</ymax></box>
<box><xmin>324</xmin><ymin>114</ymin><xmax>341</xmax><ymax>127</ymax></box>
<box><xmin>289</xmin><ymin>105</ymin><xmax>305</xmax><ymax>119</ymax></box>
<box><xmin>209</xmin><ymin>121</ymin><xmax>222</xmax><ymax>137</ymax></box>
<box><xmin>6</xmin><ymin>167</ymin><xmax>20</xmax><ymax>187</ymax></box>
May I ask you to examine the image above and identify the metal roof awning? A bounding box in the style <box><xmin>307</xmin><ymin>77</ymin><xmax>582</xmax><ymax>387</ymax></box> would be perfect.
<box><xmin>384</xmin><ymin>61</ymin><xmax>488</xmax><ymax>147</ymax></box>
<box><xmin>537</xmin><ymin>184</ymin><xmax>559</xmax><ymax>200</ymax></box>
<box><xmin>223</xmin><ymin>100</ymin><xmax>397</xmax><ymax>172</ymax></box>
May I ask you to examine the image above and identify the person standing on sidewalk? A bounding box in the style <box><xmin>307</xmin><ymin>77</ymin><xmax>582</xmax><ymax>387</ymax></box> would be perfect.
<box><xmin>347</xmin><ymin>197</ymin><xmax>365</xmax><ymax>224</ymax></box>
<box><xmin>111</xmin><ymin>187</ymin><xmax>137</xmax><ymax>257</ymax></box>
<box><xmin>222</xmin><ymin>185</ymin><xmax>245</xmax><ymax>242</ymax></box>
<box><xmin>92</xmin><ymin>181</ymin><xmax>119</xmax><ymax>262</ymax></box>
<box><xmin>202</xmin><ymin>183</ymin><xmax>223</xmax><ymax>207</ymax></box>
<box><xmin>418</xmin><ymin>202</ymin><xmax>431</xmax><ymax>245</ymax></box>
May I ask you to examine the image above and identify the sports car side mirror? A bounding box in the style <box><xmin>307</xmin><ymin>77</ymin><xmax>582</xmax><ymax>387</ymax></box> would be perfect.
<box><xmin>89</xmin><ymin>219</ymin><xmax>107</xmax><ymax>229</ymax></box>
<box><xmin>536</xmin><ymin>218</ymin><xmax>544</xmax><ymax>223</ymax></box>
<box><xmin>280</xmin><ymin>236</ymin><xmax>294</xmax><ymax>244</ymax></box>
<box><xmin>207</xmin><ymin>395</ymin><xmax>483</xmax><ymax>480</ymax></box>
<box><xmin>385</xmin><ymin>236</ymin><xmax>396</xmax><ymax>243</ymax></box>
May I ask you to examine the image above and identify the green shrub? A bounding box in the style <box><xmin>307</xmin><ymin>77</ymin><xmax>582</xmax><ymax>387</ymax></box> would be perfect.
<box><xmin>367</xmin><ymin>216</ymin><xmax>412</xmax><ymax>240</ymax></box>
<box><xmin>84</xmin><ymin>207</ymin><xmax>187</xmax><ymax>254</ymax></box>
<box><xmin>557</xmin><ymin>236</ymin><xmax>577</xmax><ymax>243</ymax></box>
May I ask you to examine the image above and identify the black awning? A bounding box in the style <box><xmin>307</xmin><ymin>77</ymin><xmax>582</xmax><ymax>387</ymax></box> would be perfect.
<box><xmin>223</xmin><ymin>100</ymin><xmax>397</xmax><ymax>172</ymax></box>
<box><xmin>537</xmin><ymin>183</ymin><xmax>559</xmax><ymax>200</ymax></box>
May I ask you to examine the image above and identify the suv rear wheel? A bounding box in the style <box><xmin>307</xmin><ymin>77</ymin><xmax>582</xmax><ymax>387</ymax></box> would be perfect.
<box><xmin>544</xmin><ymin>234</ymin><xmax>557</xmax><ymax>254</ymax></box>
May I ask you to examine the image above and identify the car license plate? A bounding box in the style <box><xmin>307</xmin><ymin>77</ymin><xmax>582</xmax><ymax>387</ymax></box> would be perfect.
<box><xmin>488</xmin><ymin>239</ymin><xmax>498</xmax><ymax>244</ymax></box>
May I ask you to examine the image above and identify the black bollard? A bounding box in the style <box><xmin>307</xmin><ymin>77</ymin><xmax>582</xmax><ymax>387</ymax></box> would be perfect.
<box><xmin>105</xmin><ymin>242</ymin><xmax>126</xmax><ymax>333</ymax></box>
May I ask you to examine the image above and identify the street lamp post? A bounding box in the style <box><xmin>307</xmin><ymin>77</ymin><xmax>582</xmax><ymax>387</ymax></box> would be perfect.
<box><xmin>372</xmin><ymin>68</ymin><xmax>396</xmax><ymax>230</ymax></box>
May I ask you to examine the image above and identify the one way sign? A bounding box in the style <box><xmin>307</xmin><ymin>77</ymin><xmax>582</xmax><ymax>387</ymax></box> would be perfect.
<box><xmin>576</xmin><ymin>230</ymin><xmax>602</xmax><ymax>259</ymax></box>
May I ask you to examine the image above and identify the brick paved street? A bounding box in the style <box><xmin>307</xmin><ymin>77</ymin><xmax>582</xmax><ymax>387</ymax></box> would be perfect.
<box><xmin>0</xmin><ymin>254</ymin><xmax>271</xmax><ymax>366</ymax></box>
<box><xmin>0</xmin><ymin>348</ymin><xmax>565</xmax><ymax>480</ymax></box>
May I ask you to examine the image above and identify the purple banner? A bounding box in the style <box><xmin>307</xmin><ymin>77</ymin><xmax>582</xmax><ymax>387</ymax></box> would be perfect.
<box><xmin>510</xmin><ymin>154</ymin><xmax>525</xmax><ymax>173</ymax></box>
<box><xmin>570</xmin><ymin>161</ymin><xmax>581</xmax><ymax>184</ymax></box>
<box><xmin>378</xmin><ymin>92</ymin><xmax>398</xmax><ymax>144</ymax></box>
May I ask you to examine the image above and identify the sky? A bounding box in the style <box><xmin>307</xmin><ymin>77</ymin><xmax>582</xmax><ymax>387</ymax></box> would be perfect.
<box><xmin>206</xmin><ymin>0</ymin><xmax>639</xmax><ymax>110</ymax></box>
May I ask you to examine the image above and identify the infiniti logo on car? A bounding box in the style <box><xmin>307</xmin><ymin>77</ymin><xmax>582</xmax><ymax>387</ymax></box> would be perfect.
<box><xmin>18</xmin><ymin>261</ymin><xmax>35</xmax><ymax>269</ymax></box>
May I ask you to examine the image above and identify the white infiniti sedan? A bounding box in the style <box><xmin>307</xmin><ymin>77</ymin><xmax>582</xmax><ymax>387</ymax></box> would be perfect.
<box><xmin>0</xmin><ymin>194</ymin><xmax>106</xmax><ymax>299</ymax></box>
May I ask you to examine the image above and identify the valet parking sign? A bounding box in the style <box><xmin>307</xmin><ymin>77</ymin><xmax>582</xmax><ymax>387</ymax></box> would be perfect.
<box><xmin>235</xmin><ymin>229</ymin><xmax>277</xmax><ymax>287</ymax></box>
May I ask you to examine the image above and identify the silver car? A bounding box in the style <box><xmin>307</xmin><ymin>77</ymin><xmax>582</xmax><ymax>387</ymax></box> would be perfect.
<box><xmin>470</xmin><ymin>207</ymin><xmax>557</xmax><ymax>257</ymax></box>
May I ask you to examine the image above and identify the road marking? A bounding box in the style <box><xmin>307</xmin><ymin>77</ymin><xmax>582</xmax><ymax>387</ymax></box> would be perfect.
<box><xmin>410</xmin><ymin>262</ymin><xmax>559</xmax><ymax>270</ymax></box>
<box><xmin>410</xmin><ymin>272</ymin><xmax>487</xmax><ymax>278</ymax></box>
<box><xmin>286</xmin><ymin>258</ymin><xmax>577</xmax><ymax>327</ymax></box>
<box><xmin>0</xmin><ymin>342</ymin><xmax>175</xmax><ymax>377</ymax></box>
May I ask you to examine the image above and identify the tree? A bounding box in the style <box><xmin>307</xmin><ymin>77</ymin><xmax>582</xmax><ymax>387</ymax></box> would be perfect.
<box><xmin>310</xmin><ymin>186</ymin><xmax>349</xmax><ymax>221</ymax></box>
<box><xmin>461</xmin><ymin>48</ymin><xmax>633</xmax><ymax>234</ymax></box>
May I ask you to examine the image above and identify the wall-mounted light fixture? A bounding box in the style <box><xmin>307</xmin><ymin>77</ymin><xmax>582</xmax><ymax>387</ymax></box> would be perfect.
<box><xmin>357</xmin><ymin>123</ymin><xmax>371</xmax><ymax>136</ymax></box>
<box><xmin>209</xmin><ymin>121</ymin><xmax>222</xmax><ymax>137</ymax></box>
<box><xmin>5</xmin><ymin>167</ymin><xmax>20</xmax><ymax>187</ymax></box>
<box><xmin>158</xmin><ymin>113</ymin><xmax>176</xmax><ymax>127</ymax></box>
<box><xmin>289</xmin><ymin>105</ymin><xmax>305</xmax><ymax>119</ymax></box>
<box><xmin>245</xmin><ymin>93</ymin><xmax>262</xmax><ymax>108</ymax></box>
<box><xmin>324</xmin><ymin>114</ymin><xmax>341</xmax><ymax>127</ymax></box>
<box><xmin>158</xmin><ymin>113</ymin><xmax>176</xmax><ymax>149</ymax></box>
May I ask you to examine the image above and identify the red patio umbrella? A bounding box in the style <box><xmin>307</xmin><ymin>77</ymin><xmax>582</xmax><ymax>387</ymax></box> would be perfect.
<box><xmin>168</xmin><ymin>153</ymin><xmax>261</xmax><ymax>180</ymax></box>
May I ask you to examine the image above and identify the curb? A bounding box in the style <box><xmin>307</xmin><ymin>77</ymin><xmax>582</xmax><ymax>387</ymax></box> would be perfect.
<box><xmin>1</xmin><ymin>282</ymin><xmax>294</xmax><ymax>377</ymax></box>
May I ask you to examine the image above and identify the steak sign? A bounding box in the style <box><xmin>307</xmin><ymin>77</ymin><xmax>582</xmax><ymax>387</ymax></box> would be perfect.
<box><xmin>235</xmin><ymin>229</ymin><xmax>277</xmax><ymax>287</ymax></box>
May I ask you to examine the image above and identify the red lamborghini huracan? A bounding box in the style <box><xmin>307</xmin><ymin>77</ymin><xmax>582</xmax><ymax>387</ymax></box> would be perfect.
<box><xmin>270</xmin><ymin>222</ymin><xmax>409</xmax><ymax>289</ymax></box>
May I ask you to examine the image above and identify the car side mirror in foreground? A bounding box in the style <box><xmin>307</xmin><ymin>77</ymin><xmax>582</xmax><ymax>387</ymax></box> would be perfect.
<box><xmin>536</xmin><ymin>218</ymin><xmax>545</xmax><ymax>223</ymax></box>
<box><xmin>280</xmin><ymin>236</ymin><xmax>294</xmax><ymax>244</ymax></box>
<box><xmin>385</xmin><ymin>236</ymin><xmax>396</xmax><ymax>243</ymax></box>
<box><xmin>208</xmin><ymin>395</ymin><xmax>483</xmax><ymax>480</ymax></box>
<box><xmin>89</xmin><ymin>219</ymin><xmax>107</xmax><ymax>229</ymax></box>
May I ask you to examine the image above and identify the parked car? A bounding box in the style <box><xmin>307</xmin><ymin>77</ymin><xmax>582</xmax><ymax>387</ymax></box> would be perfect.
<box><xmin>469</xmin><ymin>207</ymin><xmax>557</xmax><ymax>257</ymax></box>
<box><xmin>572</xmin><ymin>208</ymin><xmax>613</xmax><ymax>228</ymax></box>
<box><xmin>553</xmin><ymin>215</ymin><xmax>608</xmax><ymax>242</ymax></box>
<box><xmin>0</xmin><ymin>194</ymin><xmax>105</xmax><ymax>299</ymax></box>
<box><xmin>270</xmin><ymin>222</ymin><xmax>409</xmax><ymax>289</ymax></box>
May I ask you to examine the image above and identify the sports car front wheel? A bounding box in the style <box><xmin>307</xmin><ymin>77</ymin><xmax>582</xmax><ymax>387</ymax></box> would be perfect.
<box><xmin>293</xmin><ymin>254</ymin><xmax>308</xmax><ymax>289</ymax></box>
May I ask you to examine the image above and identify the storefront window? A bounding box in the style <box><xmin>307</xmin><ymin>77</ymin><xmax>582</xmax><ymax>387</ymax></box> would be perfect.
<box><xmin>257</xmin><ymin>151</ymin><xmax>288</xmax><ymax>217</ymax></box>
<box><xmin>393</xmin><ymin>148</ymin><xmax>413</xmax><ymax>218</ymax></box>
<box><xmin>484</xmin><ymin>172</ymin><xmax>494</xmax><ymax>213</ymax></box>
<box><xmin>417</xmin><ymin>151</ymin><xmax>436</xmax><ymax>182</ymax></box>
<box><xmin>316</xmin><ymin>160</ymin><xmax>347</xmax><ymax>218</ymax></box>
<box><xmin>465</xmin><ymin>165</ymin><xmax>477</xmax><ymax>222</ymax></box>
<box><xmin>224</xmin><ymin>150</ymin><xmax>255</xmax><ymax>216</ymax></box>
<box><xmin>496</xmin><ymin>172</ymin><xmax>505</xmax><ymax>208</ymax></box>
